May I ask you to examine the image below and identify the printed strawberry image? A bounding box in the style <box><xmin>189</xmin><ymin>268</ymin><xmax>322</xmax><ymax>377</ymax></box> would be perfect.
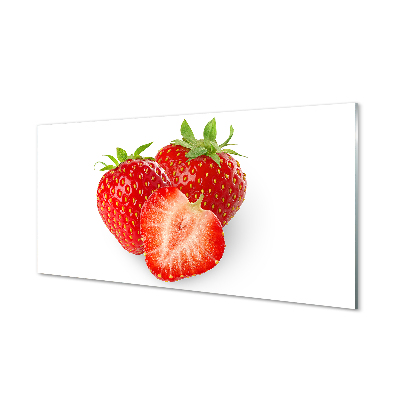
<box><xmin>140</xmin><ymin>186</ymin><xmax>225</xmax><ymax>281</ymax></box>
<box><xmin>155</xmin><ymin>118</ymin><xmax>247</xmax><ymax>227</ymax></box>
<box><xmin>95</xmin><ymin>143</ymin><xmax>171</xmax><ymax>255</ymax></box>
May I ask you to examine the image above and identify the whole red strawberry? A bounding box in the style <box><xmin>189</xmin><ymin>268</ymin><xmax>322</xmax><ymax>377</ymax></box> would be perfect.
<box><xmin>95</xmin><ymin>143</ymin><xmax>171</xmax><ymax>255</ymax></box>
<box><xmin>155</xmin><ymin>118</ymin><xmax>247</xmax><ymax>227</ymax></box>
<box><xmin>141</xmin><ymin>186</ymin><xmax>225</xmax><ymax>282</ymax></box>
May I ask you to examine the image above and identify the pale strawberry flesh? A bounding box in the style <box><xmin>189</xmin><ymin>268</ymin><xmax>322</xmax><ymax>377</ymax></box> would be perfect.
<box><xmin>141</xmin><ymin>187</ymin><xmax>225</xmax><ymax>282</ymax></box>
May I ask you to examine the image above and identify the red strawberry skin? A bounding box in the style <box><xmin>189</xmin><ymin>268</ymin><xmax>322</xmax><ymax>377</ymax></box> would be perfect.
<box><xmin>97</xmin><ymin>159</ymin><xmax>171</xmax><ymax>255</ymax></box>
<box><xmin>155</xmin><ymin>145</ymin><xmax>247</xmax><ymax>227</ymax></box>
<box><xmin>140</xmin><ymin>187</ymin><xmax>225</xmax><ymax>282</ymax></box>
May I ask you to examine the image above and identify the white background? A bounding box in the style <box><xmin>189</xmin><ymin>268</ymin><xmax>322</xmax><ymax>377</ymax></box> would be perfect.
<box><xmin>1</xmin><ymin>1</ymin><xmax>399</xmax><ymax>399</ymax></box>
<box><xmin>38</xmin><ymin>104</ymin><xmax>356</xmax><ymax>309</ymax></box>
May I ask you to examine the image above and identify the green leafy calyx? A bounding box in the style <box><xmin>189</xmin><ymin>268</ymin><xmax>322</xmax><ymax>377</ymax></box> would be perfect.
<box><xmin>94</xmin><ymin>142</ymin><xmax>154</xmax><ymax>172</ymax></box>
<box><xmin>171</xmin><ymin>119</ymin><xmax>246</xmax><ymax>166</ymax></box>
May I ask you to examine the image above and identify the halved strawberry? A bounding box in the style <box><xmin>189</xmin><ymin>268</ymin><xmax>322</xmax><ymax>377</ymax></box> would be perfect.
<box><xmin>140</xmin><ymin>187</ymin><xmax>225</xmax><ymax>282</ymax></box>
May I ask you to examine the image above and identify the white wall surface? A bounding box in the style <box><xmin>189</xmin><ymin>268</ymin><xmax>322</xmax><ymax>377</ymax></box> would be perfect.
<box><xmin>1</xmin><ymin>1</ymin><xmax>399</xmax><ymax>399</ymax></box>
